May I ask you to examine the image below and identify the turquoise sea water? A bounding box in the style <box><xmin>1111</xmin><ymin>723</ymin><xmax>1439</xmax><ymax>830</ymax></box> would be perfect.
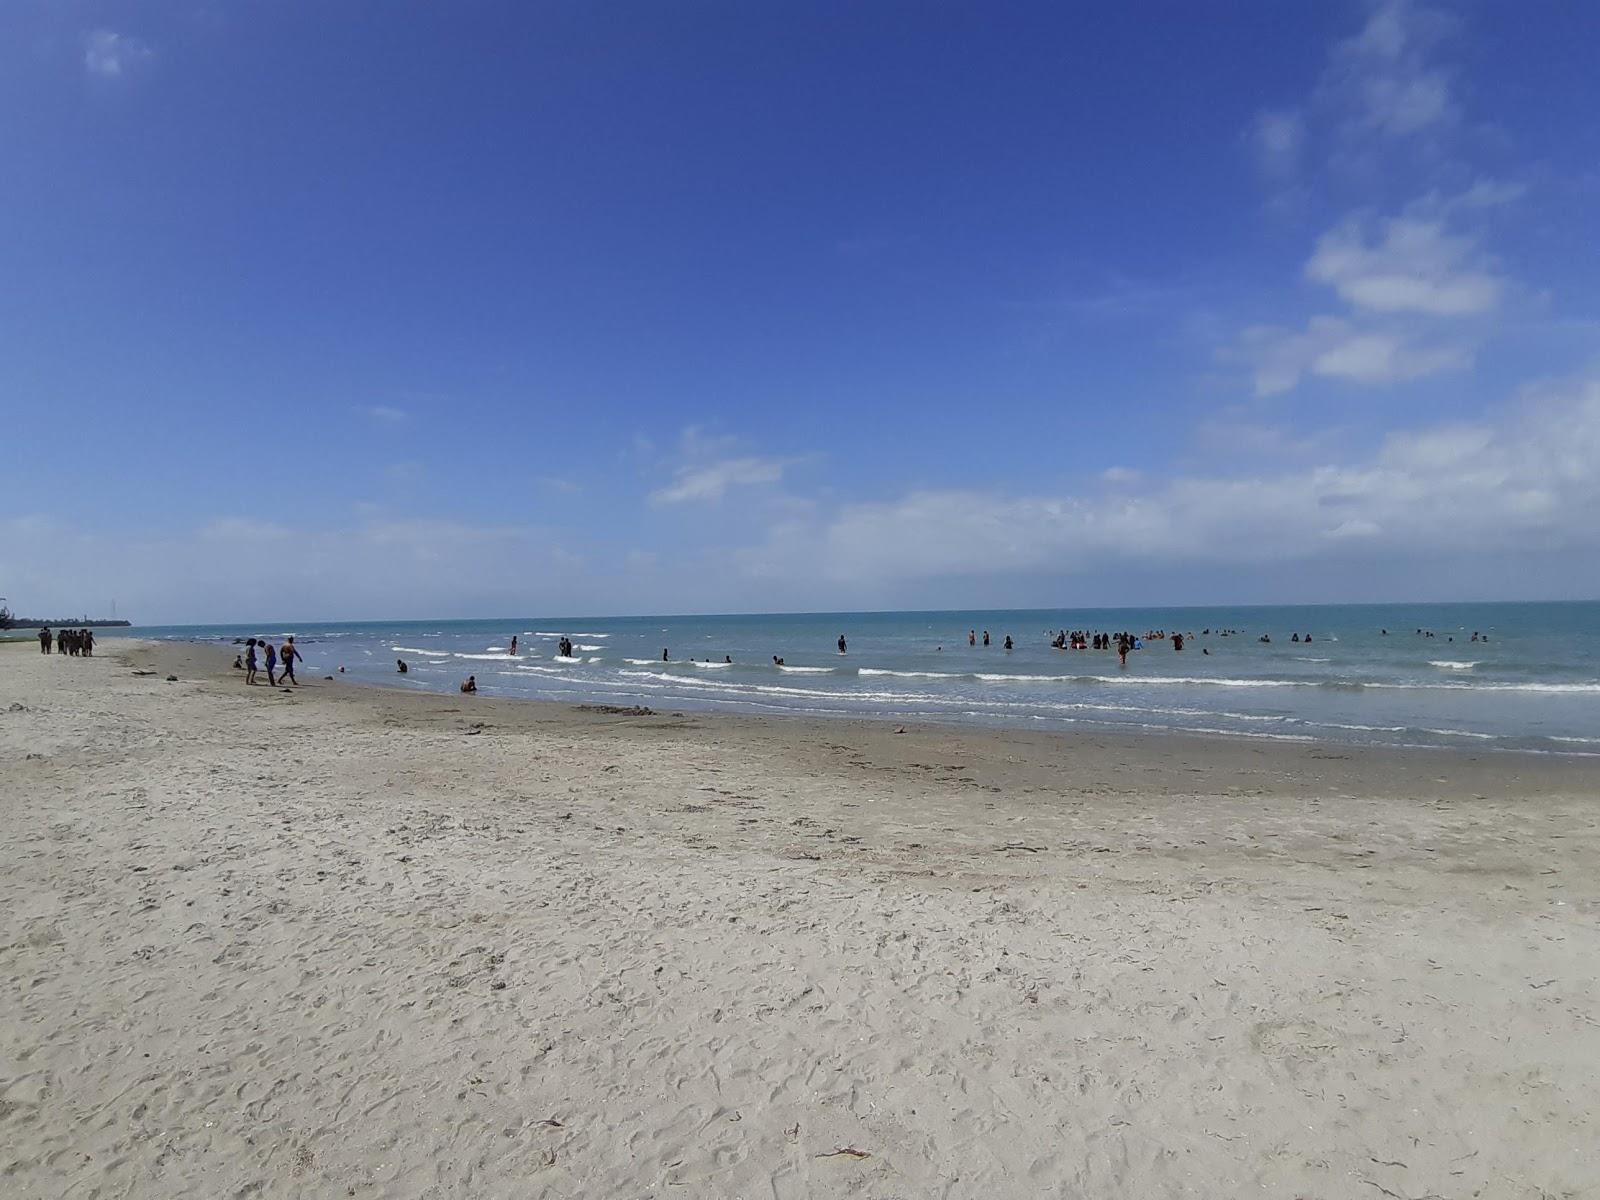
<box><xmin>113</xmin><ymin>602</ymin><xmax>1600</xmax><ymax>755</ymax></box>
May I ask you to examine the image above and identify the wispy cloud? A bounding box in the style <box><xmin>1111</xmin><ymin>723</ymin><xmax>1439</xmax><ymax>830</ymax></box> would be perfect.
<box><xmin>1229</xmin><ymin>316</ymin><xmax>1470</xmax><ymax>397</ymax></box>
<box><xmin>651</xmin><ymin>456</ymin><xmax>789</xmax><ymax>505</ymax></box>
<box><xmin>84</xmin><ymin>30</ymin><xmax>152</xmax><ymax>79</ymax></box>
<box><xmin>362</xmin><ymin>405</ymin><xmax>410</xmax><ymax>424</ymax></box>
<box><xmin>1318</xmin><ymin>0</ymin><xmax>1458</xmax><ymax>138</ymax></box>
<box><xmin>1248</xmin><ymin>108</ymin><xmax>1306</xmax><ymax>179</ymax></box>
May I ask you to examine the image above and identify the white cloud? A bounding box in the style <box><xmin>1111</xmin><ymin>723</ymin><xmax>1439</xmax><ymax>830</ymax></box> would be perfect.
<box><xmin>1320</xmin><ymin>0</ymin><xmax>1457</xmax><ymax>138</ymax></box>
<box><xmin>84</xmin><ymin>30</ymin><xmax>152</xmax><ymax>79</ymax></box>
<box><xmin>1306</xmin><ymin>215</ymin><xmax>1502</xmax><ymax>316</ymax></box>
<box><xmin>1100</xmin><ymin>466</ymin><xmax>1141</xmax><ymax>485</ymax></box>
<box><xmin>734</xmin><ymin>378</ymin><xmax>1600</xmax><ymax>587</ymax></box>
<box><xmin>363</xmin><ymin>405</ymin><xmax>410</xmax><ymax>424</ymax></box>
<box><xmin>1229</xmin><ymin>315</ymin><xmax>1470</xmax><ymax>397</ymax></box>
<box><xmin>650</xmin><ymin>456</ymin><xmax>788</xmax><ymax>505</ymax></box>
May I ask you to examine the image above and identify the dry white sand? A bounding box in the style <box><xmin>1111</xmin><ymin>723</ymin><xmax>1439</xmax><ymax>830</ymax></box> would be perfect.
<box><xmin>2</xmin><ymin>639</ymin><xmax>1597</xmax><ymax>1198</ymax></box>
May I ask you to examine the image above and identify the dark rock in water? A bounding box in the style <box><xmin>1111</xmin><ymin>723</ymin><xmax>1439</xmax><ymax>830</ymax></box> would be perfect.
<box><xmin>165</xmin><ymin>675</ymin><xmax>178</xmax><ymax>682</ymax></box>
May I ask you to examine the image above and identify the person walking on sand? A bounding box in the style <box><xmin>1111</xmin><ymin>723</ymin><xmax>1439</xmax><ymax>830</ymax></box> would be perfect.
<box><xmin>263</xmin><ymin>638</ymin><xmax>278</xmax><ymax>686</ymax></box>
<box><xmin>38</xmin><ymin>626</ymin><xmax>51</xmax><ymax>654</ymax></box>
<box><xmin>279</xmin><ymin>636</ymin><xmax>302</xmax><ymax>686</ymax></box>
<box><xmin>245</xmin><ymin>638</ymin><xmax>259</xmax><ymax>685</ymax></box>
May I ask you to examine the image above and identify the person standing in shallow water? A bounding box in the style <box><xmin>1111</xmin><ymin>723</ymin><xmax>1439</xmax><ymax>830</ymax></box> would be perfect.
<box><xmin>838</xmin><ymin>634</ymin><xmax>847</xmax><ymax>654</ymax></box>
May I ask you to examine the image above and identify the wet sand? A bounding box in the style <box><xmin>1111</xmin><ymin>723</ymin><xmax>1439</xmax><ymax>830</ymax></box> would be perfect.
<box><xmin>2</xmin><ymin>639</ymin><xmax>1596</xmax><ymax>1197</ymax></box>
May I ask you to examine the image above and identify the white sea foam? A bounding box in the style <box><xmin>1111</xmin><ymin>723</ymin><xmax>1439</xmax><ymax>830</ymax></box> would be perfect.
<box><xmin>777</xmin><ymin>665</ymin><xmax>834</xmax><ymax>673</ymax></box>
<box><xmin>1429</xmin><ymin>660</ymin><xmax>1479</xmax><ymax>670</ymax></box>
<box><xmin>532</xmin><ymin>631</ymin><xmax>563</xmax><ymax>637</ymax></box>
<box><xmin>687</xmin><ymin>660</ymin><xmax>732</xmax><ymax>668</ymax></box>
<box><xmin>391</xmin><ymin>646</ymin><xmax>432</xmax><ymax>655</ymax></box>
<box><xmin>859</xmin><ymin>668</ymin><xmax>959</xmax><ymax>679</ymax></box>
<box><xmin>552</xmin><ymin>655</ymin><xmax>583</xmax><ymax>664</ymax></box>
<box><xmin>576</xmin><ymin>644</ymin><xmax>605</xmax><ymax>651</ymax></box>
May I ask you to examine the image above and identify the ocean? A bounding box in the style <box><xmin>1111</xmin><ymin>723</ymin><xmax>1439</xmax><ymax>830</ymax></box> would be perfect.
<box><xmin>111</xmin><ymin>602</ymin><xmax>1600</xmax><ymax>756</ymax></box>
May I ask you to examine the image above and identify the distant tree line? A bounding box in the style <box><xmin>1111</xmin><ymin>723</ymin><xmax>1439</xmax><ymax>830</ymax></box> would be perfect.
<box><xmin>0</xmin><ymin>609</ymin><xmax>130</xmax><ymax>630</ymax></box>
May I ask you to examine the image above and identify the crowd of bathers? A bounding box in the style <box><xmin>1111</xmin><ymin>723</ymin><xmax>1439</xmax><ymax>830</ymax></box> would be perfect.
<box><xmin>233</xmin><ymin>636</ymin><xmax>304</xmax><ymax>686</ymax></box>
<box><xmin>36</xmin><ymin>627</ymin><xmax>94</xmax><ymax>656</ymax></box>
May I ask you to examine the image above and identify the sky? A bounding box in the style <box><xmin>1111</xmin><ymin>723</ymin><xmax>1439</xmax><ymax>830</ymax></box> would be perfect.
<box><xmin>2</xmin><ymin>1</ymin><xmax>1598</xmax><ymax>623</ymax></box>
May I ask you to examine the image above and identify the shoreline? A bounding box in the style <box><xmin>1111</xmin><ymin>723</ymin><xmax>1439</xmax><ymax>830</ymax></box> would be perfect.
<box><xmin>114</xmin><ymin>634</ymin><xmax>1600</xmax><ymax>765</ymax></box>
<box><xmin>4</xmin><ymin>639</ymin><xmax>1597</xmax><ymax>1197</ymax></box>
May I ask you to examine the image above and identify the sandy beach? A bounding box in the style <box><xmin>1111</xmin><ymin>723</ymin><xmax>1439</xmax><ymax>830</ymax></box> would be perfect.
<box><xmin>2</xmin><ymin>638</ymin><xmax>1596</xmax><ymax>1198</ymax></box>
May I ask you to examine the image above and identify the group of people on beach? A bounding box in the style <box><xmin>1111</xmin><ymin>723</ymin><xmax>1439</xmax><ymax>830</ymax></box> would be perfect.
<box><xmin>37</xmin><ymin>627</ymin><xmax>95</xmax><ymax>656</ymax></box>
<box><xmin>235</xmin><ymin>636</ymin><xmax>303</xmax><ymax>687</ymax></box>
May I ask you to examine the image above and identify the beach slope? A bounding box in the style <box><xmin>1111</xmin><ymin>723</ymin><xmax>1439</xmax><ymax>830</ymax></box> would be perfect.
<box><xmin>2</xmin><ymin>641</ymin><xmax>1596</xmax><ymax>1197</ymax></box>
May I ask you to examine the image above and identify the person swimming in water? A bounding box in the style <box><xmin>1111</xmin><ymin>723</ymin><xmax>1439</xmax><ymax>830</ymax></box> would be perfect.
<box><xmin>396</xmin><ymin>658</ymin><xmax>409</xmax><ymax>674</ymax></box>
<box><xmin>460</xmin><ymin>675</ymin><xmax>476</xmax><ymax>693</ymax></box>
<box><xmin>772</xmin><ymin>655</ymin><xmax>785</xmax><ymax>666</ymax></box>
<box><xmin>1003</xmin><ymin>635</ymin><xmax>1013</xmax><ymax>650</ymax></box>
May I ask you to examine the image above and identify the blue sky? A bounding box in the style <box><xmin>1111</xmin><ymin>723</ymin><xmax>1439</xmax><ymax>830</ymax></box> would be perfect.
<box><xmin>3</xmin><ymin>1</ymin><xmax>1598</xmax><ymax>622</ymax></box>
